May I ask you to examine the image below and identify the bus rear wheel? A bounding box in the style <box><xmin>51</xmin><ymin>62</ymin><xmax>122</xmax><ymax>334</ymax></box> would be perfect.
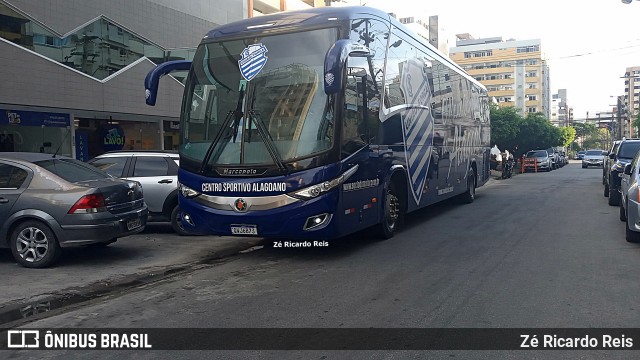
<box><xmin>379</xmin><ymin>181</ymin><xmax>402</xmax><ymax>239</ymax></box>
<box><xmin>462</xmin><ymin>168</ymin><xmax>476</xmax><ymax>204</ymax></box>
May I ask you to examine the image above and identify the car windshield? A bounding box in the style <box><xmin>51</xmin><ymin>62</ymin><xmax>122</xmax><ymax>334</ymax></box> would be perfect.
<box><xmin>527</xmin><ymin>151</ymin><xmax>547</xmax><ymax>157</ymax></box>
<box><xmin>35</xmin><ymin>159</ymin><xmax>110</xmax><ymax>183</ymax></box>
<box><xmin>618</xmin><ymin>142</ymin><xmax>640</xmax><ymax>159</ymax></box>
<box><xmin>585</xmin><ymin>150</ymin><xmax>603</xmax><ymax>156</ymax></box>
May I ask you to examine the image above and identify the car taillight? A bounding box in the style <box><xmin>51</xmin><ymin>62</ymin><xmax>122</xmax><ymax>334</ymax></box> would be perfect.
<box><xmin>68</xmin><ymin>193</ymin><xmax>107</xmax><ymax>214</ymax></box>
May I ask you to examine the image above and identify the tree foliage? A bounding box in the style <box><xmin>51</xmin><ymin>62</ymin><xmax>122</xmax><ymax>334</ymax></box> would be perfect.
<box><xmin>572</xmin><ymin>122</ymin><xmax>598</xmax><ymax>139</ymax></box>
<box><xmin>633</xmin><ymin>112</ymin><xmax>640</xmax><ymax>138</ymax></box>
<box><xmin>490</xmin><ymin>106</ymin><xmax>564</xmax><ymax>158</ymax></box>
<box><xmin>558</xmin><ymin>126</ymin><xmax>576</xmax><ymax>148</ymax></box>
<box><xmin>572</xmin><ymin>122</ymin><xmax>609</xmax><ymax>151</ymax></box>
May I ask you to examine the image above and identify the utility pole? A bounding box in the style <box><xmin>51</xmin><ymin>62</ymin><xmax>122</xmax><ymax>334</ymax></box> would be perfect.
<box><xmin>617</xmin><ymin>96</ymin><xmax>623</xmax><ymax>140</ymax></box>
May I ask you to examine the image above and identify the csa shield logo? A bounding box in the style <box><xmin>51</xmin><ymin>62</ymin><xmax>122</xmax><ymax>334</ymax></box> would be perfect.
<box><xmin>238</xmin><ymin>44</ymin><xmax>268</xmax><ymax>81</ymax></box>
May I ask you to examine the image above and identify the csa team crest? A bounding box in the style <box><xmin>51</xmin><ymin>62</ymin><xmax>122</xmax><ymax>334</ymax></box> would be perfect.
<box><xmin>238</xmin><ymin>43</ymin><xmax>268</xmax><ymax>81</ymax></box>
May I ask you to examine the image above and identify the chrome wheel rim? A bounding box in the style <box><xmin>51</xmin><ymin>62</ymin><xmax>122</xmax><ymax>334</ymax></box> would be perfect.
<box><xmin>385</xmin><ymin>190</ymin><xmax>400</xmax><ymax>230</ymax></box>
<box><xmin>16</xmin><ymin>227</ymin><xmax>48</xmax><ymax>263</ymax></box>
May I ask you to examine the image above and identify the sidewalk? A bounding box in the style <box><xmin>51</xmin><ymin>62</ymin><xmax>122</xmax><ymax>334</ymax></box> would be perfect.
<box><xmin>0</xmin><ymin>223</ymin><xmax>262</xmax><ymax>313</ymax></box>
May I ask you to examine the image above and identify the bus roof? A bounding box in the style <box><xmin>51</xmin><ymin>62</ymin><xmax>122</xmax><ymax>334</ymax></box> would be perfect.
<box><xmin>204</xmin><ymin>6</ymin><xmax>391</xmax><ymax>42</ymax></box>
<box><xmin>203</xmin><ymin>6</ymin><xmax>485</xmax><ymax>91</ymax></box>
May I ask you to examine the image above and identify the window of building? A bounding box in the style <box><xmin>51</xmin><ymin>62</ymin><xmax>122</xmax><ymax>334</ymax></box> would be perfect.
<box><xmin>526</xmin><ymin>71</ymin><xmax>537</xmax><ymax>77</ymax></box>
<box><xmin>528</xmin><ymin>83</ymin><xmax>537</xmax><ymax>89</ymax></box>
<box><xmin>528</xmin><ymin>95</ymin><xmax>537</xmax><ymax>101</ymax></box>
<box><xmin>517</xmin><ymin>45</ymin><xmax>539</xmax><ymax>53</ymax></box>
<box><xmin>464</xmin><ymin>50</ymin><xmax>493</xmax><ymax>58</ymax></box>
<box><xmin>527</xmin><ymin>107</ymin><xmax>537</xmax><ymax>113</ymax></box>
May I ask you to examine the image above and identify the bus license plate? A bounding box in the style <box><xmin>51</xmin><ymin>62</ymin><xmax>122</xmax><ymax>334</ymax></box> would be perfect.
<box><xmin>127</xmin><ymin>218</ymin><xmax>141</xmax><ymax>231</ymax></box>
<box><xmin>231</xmin><ymin>225</ymin><xmax>258</xmax><ymax>235</ymax></box>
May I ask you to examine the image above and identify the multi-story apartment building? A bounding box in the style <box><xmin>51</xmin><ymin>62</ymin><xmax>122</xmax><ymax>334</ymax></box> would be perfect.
<box><xmin>550</xmin><ymin>89</ymin><xmax>570</xmax><ymax>127</ymax></box>
<box><xmin>622</xmin><ymin>66</ymin><xmax>640</xmax><ymax>138</ymax></box>
<box><xmin>449</xmin><ymin>35</ymin><xmax>550</xmax><ymax>119</ymax></box>
<box><xmin>398</xmin><ymin>15</ymin><xmax>449</xmax><ymax>56</ymax></box>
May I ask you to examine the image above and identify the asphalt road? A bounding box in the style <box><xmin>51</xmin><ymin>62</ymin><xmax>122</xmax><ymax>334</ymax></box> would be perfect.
<box><xmin>5</xmin><ymin>162</ymin><xmax>640</xmax><ymax>359</ymax></box>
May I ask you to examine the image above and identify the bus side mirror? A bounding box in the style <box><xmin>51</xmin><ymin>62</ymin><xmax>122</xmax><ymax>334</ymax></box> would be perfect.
<box><xmin>324</xmin><ymin>40</ymin><xmax>371</xmax><ymax>95</ymax></box>
<box><xmin>609</xmin><ymin>153</ymin><xmax>616</xmax><ymax>159</ymax></box>
<box><xmin>144</xmin><ymin>60</ymin><xmax>192</xmax><ymax>106</ymax></box>
<box><xmin>624</xmin><ymin>163</ymin><xmax>633</xmax><ymax>175</ymax></box>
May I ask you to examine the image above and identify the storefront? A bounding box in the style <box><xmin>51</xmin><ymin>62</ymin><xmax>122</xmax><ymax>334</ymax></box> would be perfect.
<box><xmin>0</xmin><ymin>109</ymin><xmax>72</xmax><ymax>156</ymax></box>
<box><xmin>75</xmin><ymin>118</ymin><xmax>161</xmax><ymax>160</ymax></box>
<box><xmin>163</xmin><ymin>120</ymin><xmax>180</xmax><ymax>151</ymax></box>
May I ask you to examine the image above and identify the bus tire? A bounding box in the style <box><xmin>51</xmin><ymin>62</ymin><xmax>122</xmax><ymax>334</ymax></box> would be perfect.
<box><xmin>462</xmin><ymin>168</ymin><xmax>476</xmax><ymax>204</ymax></box>
<box><xmin>379</xmin><ymin>181</ymin><xmax>402</xmax><ymax>239</ymax></box>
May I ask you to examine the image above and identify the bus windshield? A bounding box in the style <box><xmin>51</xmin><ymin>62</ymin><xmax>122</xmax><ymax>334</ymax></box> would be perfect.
<box><xmin>180</xmin><ymin>28</ymin><xmax>338</xmax><ymax>174</ymax></box>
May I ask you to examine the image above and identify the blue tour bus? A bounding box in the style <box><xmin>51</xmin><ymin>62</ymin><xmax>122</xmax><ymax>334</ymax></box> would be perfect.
<box><xmin>144</xmin><ymin>6</ymin><xmax>491</xmax><ymax>240</ymax></box>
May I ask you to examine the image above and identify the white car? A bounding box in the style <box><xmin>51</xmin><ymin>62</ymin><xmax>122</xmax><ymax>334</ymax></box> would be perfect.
<box><xmin>89</xmin><ymin>151</ymin><xmax>188</xmax><ymax>235</ymax></box>
<box><xmin>581</xmin><ymin>149</ymin><xmax>605</xmax><ymax>168</ymax></box>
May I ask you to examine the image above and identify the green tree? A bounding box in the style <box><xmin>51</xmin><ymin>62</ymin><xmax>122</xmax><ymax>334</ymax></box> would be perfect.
<box><xmin>510</xmin><ymin>112</ymin><xmax>561</xmax><ymax>157</ymax></box>
<box><xmin>633</xmin><ymin>112</ymin><xmax>640</xmax><ymax>138</ymax></box>
<box><xmin>572</xmin><ymin>122</ymin><xmax>598</xmax><ymax>139</ymax></box>
<box><xmin>558</xmin><ymin>126</ymin><xmax>576</xmax><ymax>148</ymax></box>
<box><xmin>490</xmin><ymin>105</ymin><xmax>522</xmax><ymax>151</ymax></box>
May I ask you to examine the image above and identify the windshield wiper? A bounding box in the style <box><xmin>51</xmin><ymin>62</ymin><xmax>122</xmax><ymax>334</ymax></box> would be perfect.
<box><xmin>199</xmin><ymin>83</ymin><xmax>246</xmax><ymax>173</ymax></box>
<box><xmin>247</xmin><ymin>109</ymin><xmax>287</xmax><ymax>172</ymax></box>
<box><xmin>246</xmin><ymin>84</ymin><xmax>287</xmax><ymax>172</ymax></box>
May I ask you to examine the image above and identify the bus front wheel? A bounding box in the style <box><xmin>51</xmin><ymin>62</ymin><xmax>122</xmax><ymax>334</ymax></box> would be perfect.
<box><xmin>379</xmin><ymin>181</ymin><xmax>402</xmax><ymax>239</ymax></box>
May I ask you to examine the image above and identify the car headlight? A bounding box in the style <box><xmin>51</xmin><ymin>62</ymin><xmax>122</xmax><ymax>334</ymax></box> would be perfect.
<box><xmin>290</xmin><ymin>165</ymin><xmax>359</xmax><ymax>200</ymax></box>
<box><xmin>613</xmin><ymin>163</ymin><xmax>626</xmax><ymax>172</ymax></box>
<box><xmin>178</xmin><ymin>182</ymin><xmax>201</xmax><ymax>198</ymax></box>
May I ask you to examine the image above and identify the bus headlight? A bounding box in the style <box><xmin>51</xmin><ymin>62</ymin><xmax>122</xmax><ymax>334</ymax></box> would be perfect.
<box><xmin>179</xmin><ymin>182</ymin><xmax>201</xmax><ymax>198</ymax></box>
<box><xmin>290</xmin><ymin>165</ymin><xmax>359</xmax><ymax>200</ymax></box>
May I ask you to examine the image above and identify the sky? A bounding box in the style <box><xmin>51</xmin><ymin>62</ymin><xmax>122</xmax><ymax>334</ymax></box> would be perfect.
<box><xmin>336</xmin><ymin>0</ymin><xmax>640</xmax><ymax>121</ymax></box>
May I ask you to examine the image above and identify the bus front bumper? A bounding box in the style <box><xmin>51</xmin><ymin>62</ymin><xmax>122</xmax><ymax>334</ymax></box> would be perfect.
<box><xmin>178</xmin><ymin>192</ymin><xmax>341</xmax><ymax>240</ymax></box>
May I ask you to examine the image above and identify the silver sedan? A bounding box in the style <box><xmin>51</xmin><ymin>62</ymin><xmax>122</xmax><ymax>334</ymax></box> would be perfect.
<box><xmin>619</xmin><ymin>151</ymin><xmax>640</xmax><ymax>242</ymax></box>
<box><xmin>0</xmin><ymin>152</ymin><xmax>148</xmax><ymax>268</ymax></box>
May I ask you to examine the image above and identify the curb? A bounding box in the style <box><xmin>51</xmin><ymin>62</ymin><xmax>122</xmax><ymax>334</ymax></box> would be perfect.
<box><xmin>0</xmin><ymin>238</ymin><xmax>264</xmax><ymax>328</ymax></box>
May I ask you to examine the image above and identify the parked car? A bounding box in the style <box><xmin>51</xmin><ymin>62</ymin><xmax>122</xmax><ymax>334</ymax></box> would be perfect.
<box><xmin>604</xmin><ymin>139</ymin><xmax>640</xmax><ymax>206</ymax></box>
<box><xmin>619</xmin><ymin>151</ymin><xmax>640</xmax><ymax>242</ymax></box>
<box><xmin>581</xmin><ymin>149</ymin><xmax>606</xmax><ymax>168</ymax></box>
<box><xmin>89</xmin><ymin>151</ymin><xmax>188</xmax><ymax>235</ymax></box>
<box><xmin>0</xmin><ymin>152</ymin><xmax>147</xmax><ymax>268</ymax></box>
<box><xmin>603</xmin><ymin>140</ymin><xmax>622</xmax><ymax>185</ymax></box>
<box><xmin>545</xmin><ymin>147</ymin><xmax>560</xmax><ymax>170</ymax></box>
<box><xmin>576</xmin><ymin>151</ymin><xmax>586</xmax><ymax>160</ymax></box>
<box><xmin>558</xmin><ymin>151</ymin><xmax>568</xmax><ymax>167</ymax></box>
<box><xmin>524</xmin><ymin>150</ymin><xmax>553</xmax><ymax>172</ymax></box>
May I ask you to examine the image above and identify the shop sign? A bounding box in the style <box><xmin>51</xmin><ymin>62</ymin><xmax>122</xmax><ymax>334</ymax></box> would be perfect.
<box><xmin>75</xmin><ymin>130</ymin><xmax>89</xmax><ymax>162</ymax></box>
<box><xmin>0</xmin><ymin>109</ymin><xmax>70</xmax><ymax>127</ymax></box>
<box><xmin>101</xmin><ymin>126</ymin><xmax>125</xmax><ymax>152</ymax></box>
<box><xmin>163</xmin><ymin>121</ymin><xmax>180</xmax><ymax>131</ymax></box>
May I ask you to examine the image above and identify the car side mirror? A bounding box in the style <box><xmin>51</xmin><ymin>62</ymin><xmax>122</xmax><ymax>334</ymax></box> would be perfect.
<box><xmin>624</xmin><ymin>164</ymin><xmax>633</xmax><ymax>175</ymax></box>
<box><xmin>609</xmin><ymin>153</ymin><xmax>616</xmax><ymax>159</ymax></box>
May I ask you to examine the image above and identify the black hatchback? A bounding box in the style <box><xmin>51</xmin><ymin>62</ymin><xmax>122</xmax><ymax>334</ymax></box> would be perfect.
<box><xmin>0</xmin><ymin>152</ymin><xmax>148</xmax><ymax>268</ymax></box>
<box><xmin>605</xmin><ymin>139</ymin><xmax>640</xmax><ymax>206</ymax></box>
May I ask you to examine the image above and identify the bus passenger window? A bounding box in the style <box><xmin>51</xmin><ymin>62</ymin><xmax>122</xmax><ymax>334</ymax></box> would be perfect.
<box><xmin>342</xmin><ymin>72</ymin><xmax>367</xmax><ymax>156</ymax></box>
